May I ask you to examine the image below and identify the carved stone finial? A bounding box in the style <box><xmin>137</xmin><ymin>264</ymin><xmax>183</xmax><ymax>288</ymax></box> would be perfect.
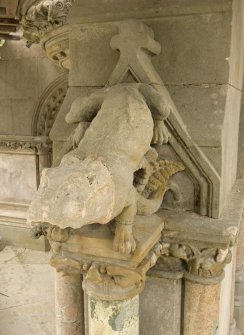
<box><xmin>109</xmin><ymin>20</ymin><xmax>161</xmax><ymax>85</ymax></box>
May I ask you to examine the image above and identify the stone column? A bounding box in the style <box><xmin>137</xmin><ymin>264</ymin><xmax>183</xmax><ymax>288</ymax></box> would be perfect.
<box><xmin>55</xmin><ymin>271</ymin><xmax>84</xmax><ymax>335</ymax></box>
<box><xmin>86</xmin><ymin>294</ymin><xmax>139</xmax><ymax>335</ymax></box>
<box><xmin>81</xmin><ymin>240</ymin><xmax>162</xmax><ymax>335</ymax></box>
<box><xmin>164</xmin><ymin>242</ymin><xmax>232</xmax><ymax>335</ymax></box>
<box><xmin>234</xmin><ymin>211</ymin><xmax>244</xmax><ymax>334</ymax></box>
<box><xmin>45</xmin><ymin>215</ymin><xmax>164</xmax><ymax>335</ymax></box>
<box><xmin>140</xmin><ymin>255</ymin><xmax>183</xmax><ymax>335</ymax></box>
<box><xmin>184</xmin><ymin>278</ymin><xmax>221</xmax><ymax>335</ymax></box>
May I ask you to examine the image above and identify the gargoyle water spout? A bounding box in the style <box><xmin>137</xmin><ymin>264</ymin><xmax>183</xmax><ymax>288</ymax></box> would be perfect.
<box><xmin>28</xmin><ymin>83</ymin><xmax>184</xmax><ymax>254</ymax></box>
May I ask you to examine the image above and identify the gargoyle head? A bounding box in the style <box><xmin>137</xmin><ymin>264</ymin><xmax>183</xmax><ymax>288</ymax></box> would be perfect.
<box><xmin>28</xmin><ymin>158</ymin><xmax>115</xmax><ymax>229</ymax></box>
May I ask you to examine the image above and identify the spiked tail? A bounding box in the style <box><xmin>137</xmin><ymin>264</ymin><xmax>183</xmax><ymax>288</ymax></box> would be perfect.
<box><xmin>137</xmin><ymin>160</ymin><xmax>184</xmax><ymax>216</ymax></box>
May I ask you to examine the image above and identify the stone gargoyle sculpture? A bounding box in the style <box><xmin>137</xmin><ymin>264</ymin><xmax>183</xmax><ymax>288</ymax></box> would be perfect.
<box><xmin>28</xmin><ymin>83</ymin><xmax>184</xmax><ymax>254</ymax></box>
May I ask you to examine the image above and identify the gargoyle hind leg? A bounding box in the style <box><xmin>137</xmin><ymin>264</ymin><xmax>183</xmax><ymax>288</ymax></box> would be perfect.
<box><xmin>113</xmin><ymin>189</ymin><xmax>137</xmax><ymax>255</ymax></box>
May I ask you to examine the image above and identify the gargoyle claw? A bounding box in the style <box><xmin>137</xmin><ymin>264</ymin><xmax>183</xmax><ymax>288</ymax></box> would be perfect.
<box><xmin>113</xmin><ymin>224</ymin><xmax>136</xmax><ymax>255</ymax></box>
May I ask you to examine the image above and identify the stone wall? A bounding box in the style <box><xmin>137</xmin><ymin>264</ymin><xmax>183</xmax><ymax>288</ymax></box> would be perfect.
<box><xmin>0</xmin><ymin>38</ymin><xmax>65</xmax><ymax>249</ymax></box>
<box><xmin>0</xmin><ymin>39</ymin><xmax>64</xmax><ymax>135</ymax></box>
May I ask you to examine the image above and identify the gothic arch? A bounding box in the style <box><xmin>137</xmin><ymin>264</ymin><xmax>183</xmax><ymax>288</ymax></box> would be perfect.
<box><xmin>32</xmin><ymin>74</ymin><xmax>68</xmax><ymax>136</ymax></box>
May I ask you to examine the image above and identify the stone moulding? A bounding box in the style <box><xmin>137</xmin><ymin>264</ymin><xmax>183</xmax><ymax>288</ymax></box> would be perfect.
<box><xmin>32</xmin><ymin>74</ymin><xmax>68</xmax><ymax>137</ymax></box>
<box><xmin>0</xmin><ymin>135</ymin><xmax>52</xmax><ymax>153</ymax></box>
<box><xmin>108</xmin><ymin>19</ymin><xmax>221</xmax><ymax>218</ymax></box>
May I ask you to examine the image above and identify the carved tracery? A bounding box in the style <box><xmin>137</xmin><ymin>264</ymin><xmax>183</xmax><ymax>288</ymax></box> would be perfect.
<box><xmin>32</xmin><ymin>74</ymin><xmax>68</xmax><ymax>137</ymax></box>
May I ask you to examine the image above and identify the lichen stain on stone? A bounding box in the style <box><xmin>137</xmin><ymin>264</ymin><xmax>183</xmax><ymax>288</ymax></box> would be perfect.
<box><xmin>108</xmin><ymin>305</ymin><xmax>125</xmax><ymax>331</ymax></box>
<box><xmin>90</xmin><ymin>298</ymin><xmax>97</xmax><ymax>319</ymax></box>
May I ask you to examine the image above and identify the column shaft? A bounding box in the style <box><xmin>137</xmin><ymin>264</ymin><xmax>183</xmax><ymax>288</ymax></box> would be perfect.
<box><xmin>86</xmin><ymin>295</ymin><xmax>139</xmax><ymax>335</ymax></box>
<box><xmin>55</xmin><ymin>271</ymin><xmax>84</xmax><ymax>335</ymax></box>
<box><xmin>184</xmin><ymin>281</ymin><xmax>221</xmax><ymax>335</ymax></box>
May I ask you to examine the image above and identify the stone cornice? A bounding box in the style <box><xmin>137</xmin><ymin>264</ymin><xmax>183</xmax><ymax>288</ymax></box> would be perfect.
<box><xmin>0</xmin><ymin>135</ymin><xmax>52</xmax><ymax>153</ymax></box>
<box><xmin>156</xmin><ymin>180</ymin><xmax>244</xmax><ymax>284</ymax></box>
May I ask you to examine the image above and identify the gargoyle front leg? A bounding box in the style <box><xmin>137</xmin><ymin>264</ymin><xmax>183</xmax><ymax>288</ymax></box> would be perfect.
<box><xmin>113</xmin><ymin>190</ymin><xmax>137</xmax><ymax>255</ymax></box>
<box><xmin>138</xmin><ymin>83</ymin><xmax>172</xmax><ymax>145</ymax></box>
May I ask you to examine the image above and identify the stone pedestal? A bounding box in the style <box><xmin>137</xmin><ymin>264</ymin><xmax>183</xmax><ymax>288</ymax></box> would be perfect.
<box><xmin>55</xmin><ymin>272</ymin><xmax>84</xmax><ymax>335</ymax></box>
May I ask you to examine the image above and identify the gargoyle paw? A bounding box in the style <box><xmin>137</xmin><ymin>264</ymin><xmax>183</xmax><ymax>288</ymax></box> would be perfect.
<box><xmin>113</xmin><ymin>224</ymin><xmax>136</xmax><ymax>255</ymax></box>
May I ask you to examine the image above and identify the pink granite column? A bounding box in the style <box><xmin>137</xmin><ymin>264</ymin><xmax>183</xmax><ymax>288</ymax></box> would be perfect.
<box><xmin>55</xmin><ymin>271</ymin><xmax>84</xmax><ymax>335</ymax></box>
<box><xmin>184</xmin><ymin>280</ymin><xmax>221</xmax><ymax>335</ymax></box>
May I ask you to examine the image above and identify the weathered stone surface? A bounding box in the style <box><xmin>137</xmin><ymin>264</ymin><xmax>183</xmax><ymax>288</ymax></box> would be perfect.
<box><xmin>69</xmin><ymin>13</ymin><xmax>231</xmax><ymax>86</ymax></box>
<box><xmin>234</xmin><ymin>211</ymin><xmax>244</xmax><ymax>334</ymax></box>
<box><xmin>0</xmin><ymin>223</ymin><xmax>47</xmax><ymax>251</ymax></box>
<box><xmin>0</xmin><ymin>246</ymin><xmax>55</xmax><ymax>335</ymax></box>
<box><xmin>234</xmin><ymin>269</ymin><xmax>244</xmax><ymax>334</ymax></box>
<box><xmin>87</xmin><ymin>295</ymin><xmax>139</xmax><ymax>335</ymax></box>
<box><xmin>184</xmin><ymin>281</ymin><xmax>221</xmax><ymax>335</ymax></box>
<box><xmin>29</xmin><ymin>82</ymin><xmax>183</xmax><ymax>253</ymax></box>
<box><xmin>237</xmin><ymin>92</ymin><xmax>244</xmax><ymax>179</ymax></box>
<box><xmin>0</xmin><ymin>39</ymin><xmax>64</xmax><ymax>136</ymax></box>
<box><xmin>55</xmin><ymin>272</ymin><xmax>84</xmax><ymax>335</ymax></box>
<box><xmin>69</xmin><ymin>0</ymin><xmax>232</xmax><ymax>28</ymax></box>
<box><xmin>160</xmin><ymin>179</ymin><xmax>244</xmax><ymax>248</ymax></box>
<box><xmin>140</xmin><ymin>275</ymin><xmax>181</xmax><ymax>335</ymax></box>
<box><xmin>46</xmin><ymin>215</ymin><xmax>164</xmax><ymax>301</ymax></box>
<box><xmin>218</xmin><ymin>256</ymin><xmax>235</xmax><ymax>335</ymax></box>
<box><xmin>0</xmin><ymin>151</ymin><xmax>37</xmax><ymax>204</ymax></box>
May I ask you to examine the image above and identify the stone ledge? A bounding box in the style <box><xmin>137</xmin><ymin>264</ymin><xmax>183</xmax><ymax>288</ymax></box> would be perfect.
<box><xmin>69</xmin><ymin>0</ymin><xmax>232</xmax><ymax>25</ymax></box>
<box><xmin>0</xmin><ymin>222</ymin><xmax>49</xmax><ymax>251</ymax></box>
<box><xmin>159</xmin><ymin>179</ymin><xmax>244</xmax><ymax>248</ymax></box>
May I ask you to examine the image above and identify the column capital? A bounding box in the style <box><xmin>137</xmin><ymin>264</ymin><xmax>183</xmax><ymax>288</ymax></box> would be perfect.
<box><xmin>19</xmin><ymin>0</ymin><xmax>74</xmax><ymax>69</ymax></box>
<box><xmin>34</xmin><ymin>215</ymin><xmax>166</xmax><ymax>301</ymax></box>
<box><xmin>164</xmin><ymin>242</ymin><xmax>232</xmax><ymax>284</ymax></box>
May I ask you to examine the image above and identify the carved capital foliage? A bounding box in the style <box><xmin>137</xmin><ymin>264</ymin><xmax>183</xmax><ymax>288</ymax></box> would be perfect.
<box><xmin>20</xmin><ymin>0</ymin><xmax>73</xmax><ymax>69</ymax></box>
<box><xmin>162</xmin><ymin>242</ymin><xmax>232</xmax><ymax>284</ymax></box>
<box><xmin>32</xmin><ymin>75</ymin><xmax>68</xmax><ymax>136</ymax></box>
<box><xmin>31</xmin><ymin>222</ymin><xmax>166</xmax><ymax>300</ymax></box>
<box><xmin>21</xmin><ymin>0</ymin><xmax>73</xmax><ymax>45</ymax></box>
<box><xmin>50</xmin><ymin>241</ymin><xmax>163</xmax><ymax>300</ymax></box>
